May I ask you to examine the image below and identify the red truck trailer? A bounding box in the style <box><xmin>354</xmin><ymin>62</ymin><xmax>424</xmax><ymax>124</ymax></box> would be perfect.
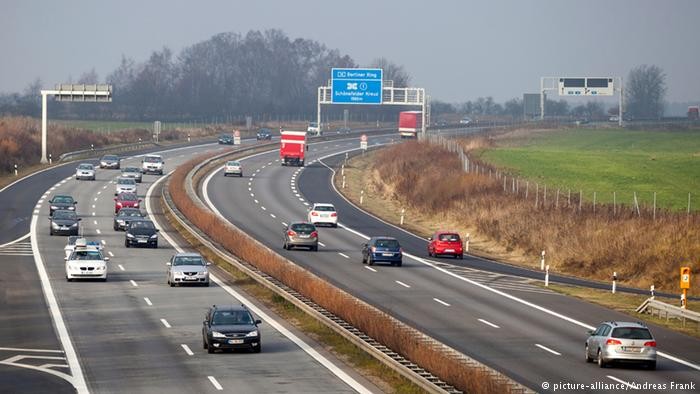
<box><xmin>280</xmin><ymin>130</ymin><xmax>307</xmax><ymax>166</ymax></box>
<box><xmin>398</xmin><ymin>111</ymin><xmax>423</xmax><ymax>138</ymax></box>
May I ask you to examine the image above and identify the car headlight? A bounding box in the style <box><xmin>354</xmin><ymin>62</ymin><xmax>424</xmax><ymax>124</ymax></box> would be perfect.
<box><xmin>117</xmin><ymin>220</ymin><xmax>125</xmax><ymax>224</ymax></box>
<box><xmin>51</xmin><ymin>222</ymin><xmax>60</xmax><ymax>228</ymax></box>
<box><xmin>51</xmin><ymin>205</ymin><xmax>58</xmax><ymax>210</ymax></box>
<box><xmin>150</xmin><ymin>234</ymin><xmax>158</xmax><ymax>238</ymax></box>
<box><xmin>68</xmin><ymin>206</ymin><xmax>75</xmax><ymax>210</ymax></box>
<box><xmin>245</xmin><ymin>330</ymin><xmax>259</xmax><ymax>338</ymax></box>
<box><xmin>126</xmin><ymin>233</ymin><xmax>134</xmax><ymax>238</ymax></box>
<box><xmin>174</xmin><ymin>271</ymin><xmax>184</xmax><ymax>276</ymax></box>
<box><xmin>70</xmin><ymin>223</ymin><xmax>78</xmax><ymax>227</ymax></box>
<box><xmin>212</xmin><ymin>331</ymin><xmax>226</xmax><ymax>338</ymax></box>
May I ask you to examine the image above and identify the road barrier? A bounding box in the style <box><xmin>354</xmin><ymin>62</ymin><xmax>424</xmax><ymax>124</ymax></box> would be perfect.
<box><xmin>163</xmin><ymin>132</ymin><xmax>530</xmax><ymax>393</ymax></box>
<box><xmin>636</xmin><ymin>298</ymin><xmax>700</xmax><ymax>330</ymax></box>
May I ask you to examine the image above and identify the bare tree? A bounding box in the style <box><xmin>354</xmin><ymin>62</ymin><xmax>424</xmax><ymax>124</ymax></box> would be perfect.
<box><xmin>369</xmin><ymin>57</ymin><xmax>411</xmax><ymax>87</ymax></box>
<box><xmin>625</xmin><ymin>65</ymin><xmax>666</xmax><ymax>119</ymax></box>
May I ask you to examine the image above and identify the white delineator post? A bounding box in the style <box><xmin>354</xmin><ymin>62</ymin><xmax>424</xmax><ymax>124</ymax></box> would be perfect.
<box><xmin>612</xmin><ymin>272</ymin><xmax>617</xmax><ymax>294</ymax></box>
<box><xmin>342</xmin><ymin>176</ymin><xmax>346</xmax><ymax>189</ymax></box>
<box><xmin>360</xmin><ymin>190</ymin><xmax>364</xmax><ymax>205</ymax></box>
<box><xmin>540</xmin><ymin>250</ymin><xmax>546</xmax><ymax>271</ymax></box>
<box><xmin>545</xmin><ymin>265</ymin><xmax>550</xmax><ymax>287</ymax></box>
<box><xmin>400</xmin><ymin>208</ymin><xmax>405</xmax><ymax>225</ymax></box>
<box><xmin>465</xmin><ymin>233</ymin><xmax>470</xmax><ymax>252</ymax></box>
<box><xmin>650</xmin><ymin>284</ymin><xmax>655</xmax><ymax>299</ymax></box>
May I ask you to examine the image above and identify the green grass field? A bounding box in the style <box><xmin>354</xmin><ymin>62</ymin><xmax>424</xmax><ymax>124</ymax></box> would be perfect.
<box><xmin>477</xmin><ymin>129</ymin><xmax>700</xmax><ymax>211</ymax></box>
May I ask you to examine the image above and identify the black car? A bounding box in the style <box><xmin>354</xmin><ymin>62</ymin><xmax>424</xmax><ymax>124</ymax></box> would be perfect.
<box><xmin>124</xmin><ymin>219</ymin><xmax>159</xmax><ymax>248</ymax></box>
<box><xmin>202</xmin><ymin>304</ymin><xmax>261</xmax><ymax>353</ymax></box>
<box><xmin>361</xmin><ymin>237</ymin><xmax>403</xmax><ymax>266</ymax></box>
<box><xmin>100</xmin><ymin>154</ymin><xmax>121</xmax><ymax>169</ymax></box>
<box><xmin>256</xmin><ymin>128</ymin><xmax>272</xmax><ymax>140</ymax></box>
<box><xmin>49</xmin><ymin>209</ymin><xmax>81</xmax><ymax>236</ymax></box>
<box><xmin>113</xmin><ymin>208</ymin><xmax>145</xmax><ymax>231</ymax></box>
<box><xmin>218</xmin><ymin>133</ymin><xmax>233</xmax><ymax>145</ymax></box>
<box><xmin>48</xmin><ymin>195</ymin><xmax>77</xmax><ymax>216</ymax></box>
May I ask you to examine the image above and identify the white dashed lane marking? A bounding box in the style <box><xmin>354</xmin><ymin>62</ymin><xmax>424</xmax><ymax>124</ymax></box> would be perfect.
<box><xmin>433</xmin><ymin>298</ymin><xmax>451</xmax><ymax>307</ymax></box>
<box><xmin>160</xmin><ymin>319</ymin><xmax>171</xmax><ymax>328</ymax></box>
<box><xmin>395</xmin><ymin>280</ymin><xmax>411</xmax><ymax>288</ymax></box>
<box><xmin>208</xmin><ymin>376</ymin><xmax>223</xmax><ymax>391</ymax></box>
<box><xmin>338</xmin><ymin>253</ymin><xmax>349</xmax><ymax>259</ymax></box>
<box><xmin>130</xmin><ymin>280</ymin><xmax>138</xmax><ymax>287</ymax></box>
<box><xmin>144</xmin><ymin>297</ymin><xmax>153</xmax><ymax>306</ymax></box>
<box><xmin>478</xmin><ymin>318</ymin><xmax>499</xmax><ymax>328</ymax></box>
<box><xmin>535</xmin><ymin>344</ymin><xmax>561</xmax><ymax>356</ymax></box>
<box><xmin>365</xmin><ymin>266</ymin><xmax>377</xmax><ymax>273</ymax></box>
<box><xmin>181</xmin><ymin>344</ymin><xmax>194</xmax><ymax>356</ymax></box>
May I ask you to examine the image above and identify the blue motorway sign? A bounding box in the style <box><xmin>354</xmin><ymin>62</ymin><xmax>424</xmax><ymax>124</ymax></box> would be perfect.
<box><xmin>331</xmin><ymin>68</ymin><xmax>383</xmax><ymax>104</ymax></box>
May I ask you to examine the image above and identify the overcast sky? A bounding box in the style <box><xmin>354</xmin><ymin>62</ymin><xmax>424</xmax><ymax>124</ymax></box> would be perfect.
<box><xmin>2</xmin><ymin>0</ymin><xmax>699</xmax><ymax>104</ymax></box>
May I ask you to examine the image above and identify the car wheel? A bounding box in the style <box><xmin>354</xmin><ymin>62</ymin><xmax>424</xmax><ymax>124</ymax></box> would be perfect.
<box><xmin>428</xmin><ymin>250</ymin><xmax>433</xmax><ymax>257</ymax></box>
<box><xmin>113</xmin><ymin>224</ymin><xmax>118</xmax><ymax>231</ymax></box>
<box><xmin>361</xmin><ymin>255</ymin><xmax>366</xmax><ymax>264</ymax></box>
<box><xmin>458</xmin><ymin>254</ymin><xmax>464</xmax><ymax>260</ymax></box>
<box><xmin>203</xmin><ymin>338</ymin><xmax>208</xmax><ymax>349</ymax></box>
<box><xmin>252</xmin><ymin>344</ymin><xmax>261</xmax><ymax>353</ymax></box>
<box><xmin>66</xmin><ymin>277</ymin><xmax>72</xmax><ymax>282</ymax></box>
<box><xmin>283</xmin><ymin>242</ymin><xmax>288</xmax><ymax>250</ymax></box>
<box><xmin>312</xmin><ymin>245</ymin><xmax>318</xmax><ymax>251</ymax></box>
<box><xmin>101</xmin><ymin>278</ymin><xmax>107</xmax><ymax>282</ymax></box>
<box><xmin>396</xmin><ymin>261</ymin><xmax>402</xmax><ymax>267</ymax></box>
<box><xmin>207</xmin><ymin>345</ymin><xmax>214</xmax><ymax>354</ymax></box>
<box><xmin>585</xmin><ymin>345</ymin><xmax>593</xmax><ymax>363</ymax></box>
<box><xmin>646</xmin><ymin>361</ymin><xmax>656</xmax><ymax>370</ymax></box>
<box><xmin>152</xmin><ymin>242</ymin><xmax>158</xmax><ymax>249</ymax></box>
<box><xmin>204</xmin><ymin>281</ymin><xmax>210</xmax><ymax>287</ymax></box>
<box><xmin>368</xmin><ymin>257</ymin><xmax>374</xmax><ymax>266</ymax></box>
<box><xmin>49</xmin><ymin>229</ymin><xmax>53</xmax><ymax>236</ymax></box>
<box><xmin>125</xmin><ymin>240</ymin><xmax>130</xmax><ymax>248</ymax></box>
<box><xmin>169</xmin><ymin>281</ymin><xmax>174</xmax><ymax>287</ymax></box>
<box><xmin>223</xmin><ymin>173</ymin><xmax>227</xmax><ymax>177</ymax></box>
<box><xmin>597</xmin><ymin>350</ymin><xmax>606</xmax><ymax>368</ymax></box>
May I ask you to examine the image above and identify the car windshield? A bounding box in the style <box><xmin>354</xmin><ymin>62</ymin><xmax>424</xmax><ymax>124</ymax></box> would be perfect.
<box><xmin>314</xmin><ymin>205</ymin><xmax>335</xmax><ymax>212</ymax></box>
<box><xmin>220</xmin><ymin>134</ymin><xmax>231</xmax><ymax>138</ymax></box>
<box><xmin>226</xmin><ymin>161</ymin><xmax>240</xmax><ymax>166</ymax></box>
<box><xmin>119</xmin><ymin>193</ymin><xmax>138</xmax><ymax>201</ymax></box>
<box><xmin>118</xmin><ymin>209</ymin><xmax>141</xmax><ymax>217</ymax></box>
<box><xmin>374</xmin><ymin>239</ymin><xmax>399</xmax><ymax>248</ymax></box>
<box><xmin>53</xmin><ymin>196</ymin><xmax>73</xmax><ymax>204</ymax></box>
<box><xmin>71</xmin><ymin>250</ymin><xmax>103</xmax><ymax>260</ymax></box>
<box><xmin>123</xmin><ymin>167</ymin><xmax>139</xmax><ymax>173</ymax></box>
<box><xmin>118</xmin><ymin>178</ymin><xmax>135</xmax><ymax>185</ymax></box>
<box><xmin>102</xmin><ymin>155</ymin><xmax>118</xmax><ymax>161</ymax></box>
<box><xmin>78</xmin><ymin>164</ymin><xmax>92</xmax><ymax>170</ymax></box>
<box><xmin>611</xmin><ymin>327</ymin><xmax>653</xmax><ymax>340</ymax></box>
<box><xmin>144</xmin><ymin>156</ymin><xmax>162</xmax><ymax>163</ymax></box>
<box><xmin>130</xmin><ymin>221</ymin><xmax>155</xmax><ymax>230</ymax></box>
<box><xmin>53</xmin><ymin>211</ymin><xmax>77</xmax><ymax>220</ymax></box>
<box><xmin>258</xmin><ymin>129</ymin><xmax>269</xmax><ymax>134</ymax></box>
<box><xmin>173</xmin><ymin>256</ymin><xmax>205</xmax><ymax>266</ymax></box>
<box><xmin>439</xmin><ymin>233</ymin><xmax>460</xmax><ymax>242</ymax></box>
<box><xmin>212</xmin><ymin>310</ymin><xmax>253</xmax><ymax>325</ymax></box>
<box><xmin>290</xmin><ymin>223</ymin><xmax>315</xmax><ymax>232</ymax></box>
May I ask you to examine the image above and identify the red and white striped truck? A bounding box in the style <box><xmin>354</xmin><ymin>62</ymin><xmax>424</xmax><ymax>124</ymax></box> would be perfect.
<box><xmin>280</xmin><ymin>130</ymin><xmax>307</xmax><ymax>166</ymax></box>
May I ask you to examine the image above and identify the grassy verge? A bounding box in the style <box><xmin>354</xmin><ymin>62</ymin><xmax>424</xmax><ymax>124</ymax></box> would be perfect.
<box><xmin>477</xmin><ymin>128</ymin><xmax>700</xmax><ymax>211</ymax></box>
<box><xmin>338</xmin><ymin>146</ymin><xmax>700</xmax><ymax>338</ymax></box>
<box><xmin>162</xmin><ymin>198</ymin><xmax>421</xmax><ymax>393</ymax></box>
<box><xmin>545</xmin><ymin>284</ymin><xmax>700</xmax><ymax>339</ymax></box>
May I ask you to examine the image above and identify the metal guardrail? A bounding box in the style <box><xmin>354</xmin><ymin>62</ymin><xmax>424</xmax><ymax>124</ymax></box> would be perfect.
<box><xmin>58</xmin><ymin>141</ymin><xmax>156</xmax><ymax>162</ymax></box>
<box><xmin>162</xmin><ymin>133</ymin><xmax>531</xmax><ymax>394</ymax></box>
<box><xmin>636</xmin><ymin>298</ymin><xmax>700</xmax><ymax>329</ymax></box>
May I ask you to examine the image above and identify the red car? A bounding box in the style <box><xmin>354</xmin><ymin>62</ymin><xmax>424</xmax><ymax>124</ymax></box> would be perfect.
<box><xmin>114</xmin><ymin>192</ymin><xmax>141</xmax><ymax>214</ymax></box>
<box><xmin>428</xmin><ymin>231</ymin><xmax>463</xmax><ymax>259</ymax></box>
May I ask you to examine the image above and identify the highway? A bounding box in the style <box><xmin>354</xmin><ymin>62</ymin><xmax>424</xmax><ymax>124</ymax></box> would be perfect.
<box><xmin>203</xmin><ymin>134</ymin><xmax>700</xmax><ymax>392</ymax></box>
<box><xmin>0</xmin><ymin>139</ymin><xmax>377</xmax><ymax>393</ymax></box>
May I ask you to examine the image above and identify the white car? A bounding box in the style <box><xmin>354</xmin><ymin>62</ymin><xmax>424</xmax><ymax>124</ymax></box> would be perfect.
<box><xmin>224</xmin><ymin>160</ymin><xmax>243</xmax><ymax>177</ymax></box>
<box><xmin>65</xmin><ymin>239</ymin><xmax>108</xmax><ymax>281</ymax></box>
<box><xmin>141</xmin><ymin>154</ymin><xmax>164</xmax><ymax>175</ymax></box>
<box><xmin>459</xmin><ymin>116</ymin><xmax>472</xmax><ymax>125</ymax></box>
<box><xmin>75</xmin><ymin>163</ymin><xmax>96</xmax><ymax>180</ymax></box>
<box><xmin>307</xmin><ymin>122</ymin><xmax>321</xmax><ymax>136</ymax></box>
<box><xmin>307</xmin><ymin>203</ymin><xmax>338</xmax><ymax>227</ymax></box>
<box><xmin>115</xmin><ymin>177</ymin><xmax>137</xmax><ymax>195</ymax></box>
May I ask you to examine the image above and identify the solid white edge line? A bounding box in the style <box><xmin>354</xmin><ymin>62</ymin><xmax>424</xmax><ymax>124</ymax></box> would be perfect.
<box><xmin>196</xmin><ymin>158</ymin><xmax>373</xmax><ymax>394</ymax></box>
<box><xmin>534</xmin><ymin>343</ymin><xmax>561</xmax><ymax>356</ymax></box>
<box><xmin>30</xmin><ymin>202</ymin><xmax>88</xmax><ymax>393</ymax></box>
<box><xmin>181</xmin><ymin>344</ymin><xmax>194</xmax><ymax>356</ymax></box>
<box><xmin>318</xmin><ymin>149</ymin><xmax>700</xmax><ymax>372</ymax></box>
<box><xmin>0</xmin><ymin>347</ymin><xmax>64</xmax><ymax>353</ymax></box>
<box><xmin>207</xmin><ymin>376</ymin><xmax>223</xmax><ymax>390</ymax></box>
<box><xmin>160</xmin><ymin>319</ymin><xmax>171</xmax><ymax>328</ymax></box>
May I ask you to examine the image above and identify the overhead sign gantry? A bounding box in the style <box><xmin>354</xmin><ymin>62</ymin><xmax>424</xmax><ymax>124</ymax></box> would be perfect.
<box><xmin>540</xmin><ymin>77</ymin><xmax>622</xmax><ymax>126</ymax></box>
<box><xmin>40</xmin><ymin>84</ymin><xmax>112</xmax><ymax>163</ymax></box>
<box><xmin>317</xmin><ymin>68</ymin><xmax>427</xmax><ymax>135</ymax></box>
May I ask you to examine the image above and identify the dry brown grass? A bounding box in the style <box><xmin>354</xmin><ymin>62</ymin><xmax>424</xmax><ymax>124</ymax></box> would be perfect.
<box><xmin>367</xmin><ymin>141</ymin><xmax>699</xmax><ymax>293</ymax></box>
<box><xmin>168</xmin><ymin>152</ymin><xmax>515</xmax><ymax>393</ymax></box>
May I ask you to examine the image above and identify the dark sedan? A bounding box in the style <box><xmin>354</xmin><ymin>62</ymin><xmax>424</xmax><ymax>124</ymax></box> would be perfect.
<box><xmin>202</xmin><ymin>304</ymin><xmax>261</xmax><ymax>353</ymax></box>
<box><xmin>256</xmin><ymin>128</ymin><xmax>272</xmax><ymax>140</ymax></box>
<box><xmin>124</xmin><ymin>219</ymin><xmax>158</xmax><ymax>248</ymax></box>
<box><xmin>218</xmin><ymin>133</ymin><xmax>233</xmax><ymax>145</ymax></box>
<box><xmin>49</xmin><ymin>210</ymin><xmax>81</xmax><ymax>236</ymax></box>
<box><xmin>361</xmin><ymin>237</ymin><xmax>403</xmax><ymax>266</ymax></box>
<box><xmin>48</xmin><ymin>195</ymin><xmax>77</xmax><ymax>216</ymax></box>
<box><xmin>113</xmin><ymin>207</ymin><xmax>145</xmax><ymax>231</ymax></box>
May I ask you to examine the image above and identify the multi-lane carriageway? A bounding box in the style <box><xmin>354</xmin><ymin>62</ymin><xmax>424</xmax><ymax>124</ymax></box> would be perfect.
<box><xmin>1</xmin><ymin>131</ymin><xmax>698</xmax><ymax>393</ymax></box>
<box><xmin>202</xmin><ymin>135</ymin><xmax>700</xmax><ymax>392</ymax></box>
<box><xmin>0</xmin><ymin>138</ymin><xmax>378</xmax><ymax>394</ymax></box>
